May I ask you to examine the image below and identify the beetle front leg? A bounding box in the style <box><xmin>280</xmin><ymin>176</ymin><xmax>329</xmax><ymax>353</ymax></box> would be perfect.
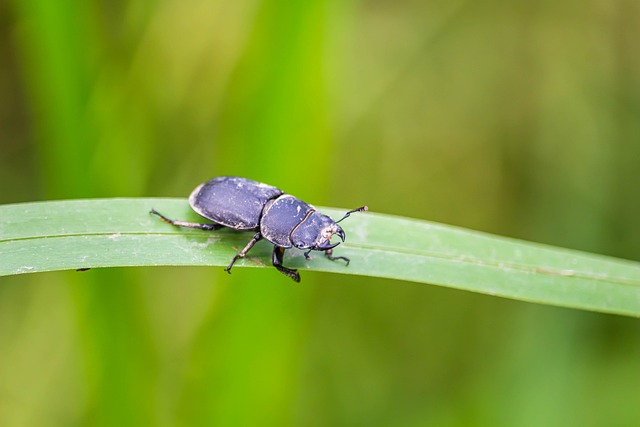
<box><xmin>272</xmin><ymin>246</ymin><xmax>300</xmax><ymax>282</ymax></box>
<box><xmin>325</xmin><ymin>248</ymin><xmax>350</xmax><ymax>266</ymax></box>
<box><xmin>225</xmin><ymin>233</ymin><xmax>262</xmax><ymax>274</ymax></box>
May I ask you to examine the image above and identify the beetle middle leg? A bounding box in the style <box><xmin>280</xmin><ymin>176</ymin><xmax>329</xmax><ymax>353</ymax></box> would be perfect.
<box><xmin>150</xmin><ymin>209</ymin><xmax>223</xmax><ymax>231</ymax></box>
<box><xmin>225</xmin><ymin>233</ymin><xmax>262</xmax><ymax>274</ymax></box>
<box><xmin>272</xmin><ymin>246</ymin><xmax>300</xmax><ymax>282</ymax></box>
<box><xmin>325</xmin><ymin>248</ymin><xmax>350</xmax><ymax>266</ymax></box>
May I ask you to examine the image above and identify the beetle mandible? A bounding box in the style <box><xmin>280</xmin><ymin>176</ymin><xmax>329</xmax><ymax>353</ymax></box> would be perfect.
<box><xmin>150</xmin><ymin>176</ymin><xmax>367</xmax><ymax>282</ymax></box>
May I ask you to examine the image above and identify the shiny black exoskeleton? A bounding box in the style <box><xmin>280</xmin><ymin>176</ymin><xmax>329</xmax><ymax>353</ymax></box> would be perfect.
<box><xmin>150</xmin><ymin>176</ymin><xmax>367</xmax><ymax>282</ymax></box>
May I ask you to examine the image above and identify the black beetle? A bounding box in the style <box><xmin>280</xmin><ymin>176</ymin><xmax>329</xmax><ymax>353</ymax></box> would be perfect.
<box><xmin>150</xmin><ymin>176</ymin><xmax>367</xmax><ymax>282</ymax></box>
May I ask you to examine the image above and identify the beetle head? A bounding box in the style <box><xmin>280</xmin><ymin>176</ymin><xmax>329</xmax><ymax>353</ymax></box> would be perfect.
<box><xmin>290</xmin><ymin>212</ymin><xmax>345</xmax><ymax>252</ymax></box>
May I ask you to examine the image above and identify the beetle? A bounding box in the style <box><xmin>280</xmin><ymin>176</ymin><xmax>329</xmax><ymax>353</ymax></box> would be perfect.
<box><xmin>150</xmin><ymin>176</ymin><xmax>367</xmax><ymax>282</ymax></box>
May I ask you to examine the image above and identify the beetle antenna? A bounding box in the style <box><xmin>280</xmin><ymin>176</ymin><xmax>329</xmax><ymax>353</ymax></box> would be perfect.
<box><xmin>336</xmin><ymin>206</ymin><xmax>368</xmax><ymax>223</ymax></box>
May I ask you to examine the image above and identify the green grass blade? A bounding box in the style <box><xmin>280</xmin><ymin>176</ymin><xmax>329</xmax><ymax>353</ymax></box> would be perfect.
<box><xmin>2</xmin><ymin>198</ymin><xmax>639</xmax><ymax>316</ymax></box>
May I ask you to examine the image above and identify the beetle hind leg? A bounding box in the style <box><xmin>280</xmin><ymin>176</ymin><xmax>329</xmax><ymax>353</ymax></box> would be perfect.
<box><xmin>150</xmin><ymin>209</ymin><xmax>223</xmax><ymax>231</ymax></box>
<box><xmin>325</xmin><ymin>248</ymin><xmax>350</xmax><ymax>266</ymax></box>
<box><xmin>273</xmin><ymin>246</ymin><xmax>300</xmax><ymax>282</ymax></box>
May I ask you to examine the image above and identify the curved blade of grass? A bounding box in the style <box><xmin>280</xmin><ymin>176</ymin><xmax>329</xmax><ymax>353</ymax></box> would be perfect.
<box><xmin>1</xmin><ymin>198</ymin><xmax>639</xmax><ymax>316</ymax></box>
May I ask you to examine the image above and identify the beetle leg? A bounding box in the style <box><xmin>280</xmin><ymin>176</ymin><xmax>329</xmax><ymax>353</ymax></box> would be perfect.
<box><xmin>272</xmin><ymin>246</ymin><xmax>300</xmax><ymax>282</ymax></box>
<box><xmin>225</xmin><ymin>233</ymin><xmax>262</xmax><ymax>274</ymax></box>
<box><xmin>150</xmin><ymin>209</ymin><xmax>223</xmax><ymax>231</ymax></box>
<box><xmin>303</xmin><ymin>249</ymin><xmax>312</xmax><ymax>260</ymax></box>
<box><xmin>325</xmin><ymin>248</ymin><xmax>350</xmax><ymax>266</ymax></box>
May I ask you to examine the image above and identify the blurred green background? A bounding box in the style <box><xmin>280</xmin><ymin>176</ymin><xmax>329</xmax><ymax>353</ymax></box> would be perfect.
<box><xmin>1</xmin><ymin>0</ymin><xmax>640</xmax><ymax>426</ymax></box>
